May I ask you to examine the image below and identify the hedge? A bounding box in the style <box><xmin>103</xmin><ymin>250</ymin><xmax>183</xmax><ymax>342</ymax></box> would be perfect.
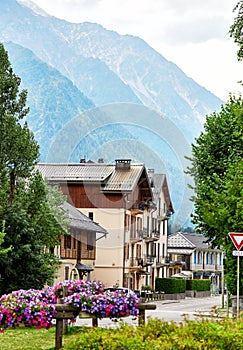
<box><xmin>155</xmin><ymin>278</ymin><xmax>186</xmax><ymax>294</ymax></box>
<box><xmin>186</xmin><ymin>279</ymin><xmax>211</xmax><ymax>291</ymax></box>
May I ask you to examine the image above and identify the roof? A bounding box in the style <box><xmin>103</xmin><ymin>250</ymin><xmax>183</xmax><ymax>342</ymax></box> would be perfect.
<box><xmin>61</xmin><ymin>202</ymin><xmax>107</xmax><ymax>235</ymax></box>
<box><xmin>36</xmin><ymin>162</ymin><xmax>152</xmax><ymax>197</ymax></box>
<box><xmin>152</xmin><ymin>173</ymin><xmax>174</xmax><ymax>213</ymax></box>
<box><xmin>168</xmin><ymin>232</ymin><xmax>210</xmax><ymax>250</ymax></box>
<box><xmin>101</xmin><ymin>165</ymin><xmax>145</xmax><ymax>192</ymax></box>
<box><xmin>36</xmin><ymin>163</ymin><xmax>114</xmax><ymax>182</ymax></box>
<box><xmin>75</xmin><ymin>263</ymin><xmax>93</xmax><ymax>272</ymax></box>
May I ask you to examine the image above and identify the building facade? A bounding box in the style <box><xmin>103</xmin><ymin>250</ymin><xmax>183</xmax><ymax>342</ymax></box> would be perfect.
<box><xmin>36</xmin><ymin>159</ymin><xmax>174</xmax><ymax>290</ymax></box>
<box><xmin>168</xmin><ymin>232</ymin><xmax>223</xmax><ymax>288</ymax></box>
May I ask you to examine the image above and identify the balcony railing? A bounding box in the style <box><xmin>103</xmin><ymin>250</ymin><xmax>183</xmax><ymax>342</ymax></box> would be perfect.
<box><xmin>130</xmin><ymin>257</ymin><xmax>144</xmax><ymax>267</ymax></box>
<box><xmin>130</xmin><ymin>230</ymin><xmax>143</xmax><ymax>242</ymax></box>
<box><xmin>143</xmin><ymin>255</ymin><xmax>155</xmax><ymax>266</ymax></box>
<box><xmin>130</xmin><ymin>201</ymin><xmax>146</xmax><ymax>215</ymax></box>
<box><xmin>156</xmin><ymin>256</ymin><xmax>170</xmax><ymax>266</ymax></box>
<box><xmin>142</xmin><ymin>229</ymin><xmax>160</xmax><ymax>242</ymax></box>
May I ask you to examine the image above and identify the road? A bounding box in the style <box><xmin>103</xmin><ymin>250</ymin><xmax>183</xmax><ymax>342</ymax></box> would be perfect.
<box><xmin>74</xmin><ymin>295</ymin><xmax>223</xmax><ymax>328</ymax></box>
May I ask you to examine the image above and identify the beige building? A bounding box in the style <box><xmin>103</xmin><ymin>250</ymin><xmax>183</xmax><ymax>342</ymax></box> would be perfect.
<box><xmin>37</xmin><ymin>159</ymin><xmax>174</xmax><ymax>291</ymax></box>
<box><xmin>53</xmin><ymin>201</ymin><xmax>107</xmax><ymax>284</ymax></box>
<box><xmin>168</xmin><ymin>232</ymin><xmax>223</xmax><ymax>288</ymax></box>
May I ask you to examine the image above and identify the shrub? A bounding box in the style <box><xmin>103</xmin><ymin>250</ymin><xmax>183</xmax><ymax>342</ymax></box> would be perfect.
<box><xmin>155</xmin><ymin>278</ymin><xmax>186</xmax><ymax>293</ymax></box>
<box><xmin>186</xmin><ymin>279</ymin><xmax>211</xmax><ymax>291</ymax></box>
<box><xmin>63</xmin><ymin>318</ymin><xmax>243</xmax><ymax>350</ymax></box>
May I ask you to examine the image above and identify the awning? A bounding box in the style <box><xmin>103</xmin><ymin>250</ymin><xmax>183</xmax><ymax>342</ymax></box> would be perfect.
<box><xmin>136</xmin><ymin>270</ymin><xmax>150</xmax><ymax>275</ymax></box>
<box><xmin>171</xmin><ymin>272</ymin><xmax>192</xmax><ymax>278</ymax></box>
<box><xmin>75</xmin><ymin>263</ymin><xmax>93</xmax><ymax>272</ymax></box>
<box><xmin>168</xmin><ymin>248</ymin><xmax>194</xmax><ymax>255</ymax></box>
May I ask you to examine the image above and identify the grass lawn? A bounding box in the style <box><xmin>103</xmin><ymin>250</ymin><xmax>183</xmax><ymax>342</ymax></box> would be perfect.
<box><xmin>0</xmin><ymin>327</ymin><xmax>65</xmax><ymax>350</ymax></box>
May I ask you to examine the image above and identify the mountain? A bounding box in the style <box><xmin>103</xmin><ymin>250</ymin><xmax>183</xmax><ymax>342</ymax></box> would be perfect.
<box><xmin>4</xmin><ymin>42</ymin><xmax>95</xmax><ymax>160</ymax></box>
<box><xmin>0</xmin><ymin>0</ymin><xmax>224</xmax><ymax>227</ymax></box>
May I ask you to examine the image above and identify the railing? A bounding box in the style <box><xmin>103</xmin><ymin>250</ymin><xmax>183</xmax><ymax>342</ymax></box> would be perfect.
<box><xmin>156</xmin><ymin>256</ymin><xmax>170</xmax><ymax>266</ymax></box>
<box><xmin>142</xmin><ymin>229</ymin><xmax>160</xmax><ymax>241</ymax></box>
<box><xmin>130</xmin><ymin>257</ymin><xmax>143</xmax><ymax>267</ymax></box>
<box><xmin>130</xmin><ymin>230</ymin><xmax>143</xmax><ymax>241</ymax></box>
<box><xmin>143</xmin><ymin>255</ymin><xmax>155</xmax><ymax>266</ymax></box>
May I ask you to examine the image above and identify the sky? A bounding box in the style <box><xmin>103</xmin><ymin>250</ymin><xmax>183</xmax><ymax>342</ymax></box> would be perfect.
<box><xmin>27</xmin><ymin>0</ymin><xmax>242</xmax><ymax>102</ymax></box>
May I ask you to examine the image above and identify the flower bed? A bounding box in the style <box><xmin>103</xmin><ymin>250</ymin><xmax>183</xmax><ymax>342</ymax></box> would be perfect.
<box><xmin>0</xmin><ymin>280</ymin><xmax>140</xmax><ymax>332</ymax></box>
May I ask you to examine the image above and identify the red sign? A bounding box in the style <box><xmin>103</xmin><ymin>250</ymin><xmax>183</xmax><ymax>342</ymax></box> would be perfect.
<box><xmin>228</xmin><ymin>232</ymin><xmax>243</xmax><ymax>251</ymax></box>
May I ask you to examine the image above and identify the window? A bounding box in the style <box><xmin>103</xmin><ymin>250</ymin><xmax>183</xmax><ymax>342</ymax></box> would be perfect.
<box><xmin>147</xmin><ymin>216</ymin><xmax>150</xmax><ymax>234</ymax></box>
<box><xmin>64</xmin><ymin>266</ymin><xmax>69</xmax><ymax>280</ymax></box>
<box><xmin>136</xmin><ymin>244</ymin><xmax>141</xmax><ymax>259</ymax></box>
<box><xmin>151</xmin><ymin>243</ymin><xmax>156</xmax><ymax>257</ymax></box>
<box><xmin>64</xmin><ymin>235</ymin><xmax>71</xmax><ymax>249</ymax></box>
<box><xmin>163</xmin><ymin>220</ymin><xmax>166</xmax><ymax>235</ymax></box>
<box><xmin>206</xmin><ymin>252</ymin><xmax>209</xmax><ymax>264</ymax></box>
<box><xmin>88</xmin><ymin>212</ymin><xmax>94</xmax><ymax>221</ymax></box>
<box><xmin>137</xmin><ymin>217</ymin><xmax>142</xmax><ymax>232</ymax></box>
<box><xmin>194</xmin><ymin>251</ymin><xmax>197</xmax><ymax>264</ymax></box>
<box><xmin>162</xmin><ymin>243</ymin><xmax>165</xmax><ymax>258</ymax></box>
<box><xmin>125</xmin><ymin>243</ymin><xmax>129</xmax><ymax>260</ymax></box>
<box><xmin>210</xmin><ymin>252</ymin><xmax>213</xmax><ymax>264</ymax></box>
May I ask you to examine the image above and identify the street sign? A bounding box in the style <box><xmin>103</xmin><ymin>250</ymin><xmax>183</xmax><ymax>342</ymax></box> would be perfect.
<box><xmin>233</xmin><ymin>250</ymin><xmax>243</xmax><ymax>256</ymax></box>
<box><xmin>228</xmin><ymin>232</ymin><xmax>243</xmax><ymax>251</ymax></box>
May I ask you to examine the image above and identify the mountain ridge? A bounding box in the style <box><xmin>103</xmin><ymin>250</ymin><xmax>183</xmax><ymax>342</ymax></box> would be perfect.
<box><xmin>0</xmin><ymin>0</ymin><xmax>225</xmax><ymax>227</ymax></box>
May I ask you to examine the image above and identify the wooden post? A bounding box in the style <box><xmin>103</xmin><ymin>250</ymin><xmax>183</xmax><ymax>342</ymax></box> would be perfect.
<box><xmin>63</xmin><ymin>286</ymin><xmax>68</xmax><ymax>334</ymax></box>
<box><xmin>92</xmin><ymin>316</ymin><xmax>98</xmax><ymax>327</ymax></box>
<box><xmin>138</xmin><ymin>303</ymin><xmax>156</xmax><ymax>326</ymax></box>
<box><xmin>55</xmin><ymin>318</ymin><xmax>63</xmax><ymax>349</ymax></box>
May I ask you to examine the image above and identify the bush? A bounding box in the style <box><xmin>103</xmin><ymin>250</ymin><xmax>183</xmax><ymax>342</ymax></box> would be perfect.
<box><xmin>63</xmin><ymin>318</ymin><xmax>243</xmax><ymax>349</ymax></box>
<box><xmin>141</xmin><ymin>285</ymin><xmax>152</xmax><ymax>291</ymax></box>
<box><xmin>155</xmin><ymin>278</ymin><xmax>186</xmax><ymax>294</ymax></box>
<box><xmin>186</xmin><ymin>279</ymin><xmax>211</xmax><ymax>291</ymax></box>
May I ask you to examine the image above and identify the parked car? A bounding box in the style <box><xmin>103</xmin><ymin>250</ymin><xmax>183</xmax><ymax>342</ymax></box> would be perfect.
<box><xmin>104</xmin><ymin>287</ymin><xmax>131</xmax><ymax>293</ymax></box>
<box><xmin>104</xmin><ymin>287</ymin><xmax>140</xmax><ymax>298</ymax></box>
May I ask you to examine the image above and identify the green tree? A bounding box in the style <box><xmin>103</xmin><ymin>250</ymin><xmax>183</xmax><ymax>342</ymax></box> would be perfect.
<box><xmin>230</xmin><ymin>1</ymin><xmax>243</xmax><ymax>61</ymax></box>
<box><xmin>0</xmin><ymin>43</ymin><xmax>39</xmax><ymax>203</ymax></box>
<box><xmin>0</xmin><ymin>220</ymin><xmax>12</xmax><ymax>255</ymax></box>
<box><xmin>0</xmin><ymin>43</ymin><xmax>69</xmax><ymax>294</ymax></box>
<box><xmin>187</xmin><ymin>95</ymin><xmax>243</xmax><ymax>294</ymax></box>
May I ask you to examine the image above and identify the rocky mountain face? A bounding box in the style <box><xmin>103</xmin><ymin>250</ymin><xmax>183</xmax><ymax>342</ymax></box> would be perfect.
<box><xmin>0</xmin><ymin>0</ymin><xmax>224</xmax><ymax>227</ymax></box>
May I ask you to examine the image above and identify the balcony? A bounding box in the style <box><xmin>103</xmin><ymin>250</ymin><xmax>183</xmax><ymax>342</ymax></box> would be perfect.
<box><xmin>130</xmin><ymin>201</ymin><xmax>145</xmax><ymax>215</ymax></box>
<box><xmin>143</xmin><ymin>229</ymin><xmax>160</xmax><ymax>242</ymax></box>
<box><xmin>130</xmin><ymin>257</ymin><xmax>143</xmax><ymax>268</ymax></box>
<box><xmin>156</xmin><ymin>256</ymin><xmax>170</xmax><ymax>267</ymax></box>
<box><xmin>142</xmin><ymin>255</ymin><xmax>155</xmax><ymax>266</ymax></box>
<box><xmin>130</xmin><ymin>230</ymin><xmax>143</xmax><ymax>243</ymax></box>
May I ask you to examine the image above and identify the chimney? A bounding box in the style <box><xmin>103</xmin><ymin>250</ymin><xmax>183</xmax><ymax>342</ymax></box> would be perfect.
<box><xmin>115</xmin><ymin>159</ymin><xmax>131</xmax><ymax>170</ymax></box>
<box><xmin>98</xmin><ymin>158</ymin><xmax>104</xmax><ymax>163</ymax></box>
<box><xmin>80</xmin><ymin>158</ymin><xmax>86</xmax><ymax>163</ymax></box>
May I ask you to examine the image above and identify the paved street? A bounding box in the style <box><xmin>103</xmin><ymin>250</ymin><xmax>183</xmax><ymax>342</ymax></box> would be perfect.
<box><xmin>74</xmin><ymin>295</ymin><xmax>223</xmax><ymax>328</ymax></box>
